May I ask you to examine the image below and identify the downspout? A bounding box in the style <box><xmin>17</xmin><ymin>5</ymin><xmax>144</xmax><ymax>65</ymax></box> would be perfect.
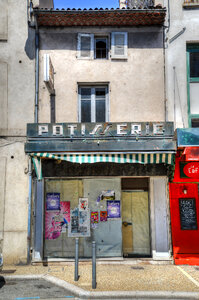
<box><xmin>27</xmin><ymin>158</ymin><xmax>32</xmax><ymax>263</ymax></box>
<box><xmin>35</xmin><ymin>16</ymin><xmax>39</xmax><ymax>123</ymax></box>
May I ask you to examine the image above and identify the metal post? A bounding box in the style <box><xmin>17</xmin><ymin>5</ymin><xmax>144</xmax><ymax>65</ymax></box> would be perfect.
<box><xmin>92</xmin><ymin>241</ymin><xmax>96</xmax><ymax>289</ymax></box>
<box><xmin>74</xmin><ymin>238</ymin><xmax>79</xmax><ymax>281</ymax></box>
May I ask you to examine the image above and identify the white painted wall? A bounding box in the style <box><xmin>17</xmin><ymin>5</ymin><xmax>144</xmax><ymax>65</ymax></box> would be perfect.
<box><xmin>165</xmin><ymin>0</ymin><xmax>199</xmax><ymax>128</ymax></box>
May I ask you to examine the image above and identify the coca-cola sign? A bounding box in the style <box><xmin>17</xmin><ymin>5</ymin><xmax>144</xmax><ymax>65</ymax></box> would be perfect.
<box><xmin>183</xmin><ymin>162</ymin><xmax>199</xmax><ymax>178</ymax></box>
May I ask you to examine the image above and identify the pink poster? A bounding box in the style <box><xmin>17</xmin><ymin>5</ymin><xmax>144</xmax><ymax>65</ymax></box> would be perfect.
<box><xmin>45</xmin><ymin>201</ymin><xmax>70</xmax><ymax>240</ymax></box>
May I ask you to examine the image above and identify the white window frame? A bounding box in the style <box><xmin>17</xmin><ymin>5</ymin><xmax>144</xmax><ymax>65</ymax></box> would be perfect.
<box><xmin>111</xmin><ymin>32</ymin><xmax>128</xmax><ymax>59</ymax></box>
<box><xmin>78</xmin><ymin>85</ymin><xmax>109</xmax><ymax>123</ymax></box>
<box><xmin>77</xmin><ymin>33</ymin><xmax>94</xmax><ymax>59</ymax></box>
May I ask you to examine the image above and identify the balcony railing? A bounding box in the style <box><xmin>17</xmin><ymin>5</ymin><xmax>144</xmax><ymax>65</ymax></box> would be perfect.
<box><xmin>127</xmin><ymin>0</ymin><xmax>155</xmax><ymax>9</ymax></box>
<box><xmin>183</xmin><ymin>0</ymin><xmax>199</xmax><ymax>7</ymax></box>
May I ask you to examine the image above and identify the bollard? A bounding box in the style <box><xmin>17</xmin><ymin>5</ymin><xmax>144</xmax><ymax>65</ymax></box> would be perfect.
<box><xmin>74</xmin><ymin>238</ymin><xmax>79</xmax><ymax>281</ymax></box>
<box><xmin>92</xmin><ymin>241</ymin><xmax>96</xmax><ymax>289</ymax></box>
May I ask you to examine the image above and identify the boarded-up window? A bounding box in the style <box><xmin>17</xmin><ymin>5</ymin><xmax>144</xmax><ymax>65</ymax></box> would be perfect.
<box><xmin>0</xmin><ymin>0</ymin><xmax>8</xmax><ymax>40</ymax></box>
<box><xmin>0</xmin><ymin>62</ymin><xmax>8</xmax><ymax>131</ymax></box>
<box><xmin>111</xmin><ymin>32</ymin><xmax>128</xmax><ymax>59</ymax></box>
<box><xmin>77</xmin><ymin>33</ymin><xmax>94</xmax><ymax>59</ymax></box>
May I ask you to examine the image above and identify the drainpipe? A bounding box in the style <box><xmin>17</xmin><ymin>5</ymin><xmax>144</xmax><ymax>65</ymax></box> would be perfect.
<box><xmin>35</xmin><ymin>16</ymin><xmax>39</xmax><ymax>123</ymax></box>
<box><xmin>27</xmin><ymin>157</ymin><xmax>32</xmax><ymax>263</ymax></box>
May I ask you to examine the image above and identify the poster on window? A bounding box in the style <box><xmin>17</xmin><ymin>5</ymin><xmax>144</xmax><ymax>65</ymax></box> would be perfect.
<box><xmin>79</xmin><ymin>198</ymin><xmax>88</xmax><ymax>211</ymax></box>
<box><xmin>45</xmin><ymin>201</ymin><xmax>70</xmax><ymax>240</ymax></box>
<box><xmin>100</xmin><ymin>211</ymin><xmax>108</xmax><ymax>222</ymax></box>
<box><xmin>68</xmin><ymin>208</ymin><xmax>90</xmax><ymax>237</ymax></box>
<box><xmin>46</xmin><ymin>193</ymin><xmax>60</xmax><ymax>211</ymax></box>
<box><xmin>107</xmin><ymin>201</ymin><xmax>121</xmax><ymax>219</ymax></box>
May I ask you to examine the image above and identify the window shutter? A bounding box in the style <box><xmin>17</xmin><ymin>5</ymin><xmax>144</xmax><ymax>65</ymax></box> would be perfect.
<box><xmin>77</xmin><ymin>33</ymin><xmax>94</xmax><ymax>59</ymax></box>
<box><xmin>111</xmin><ymin>32</ymin><xmax>128</xmax><ymax>59</ymax></box>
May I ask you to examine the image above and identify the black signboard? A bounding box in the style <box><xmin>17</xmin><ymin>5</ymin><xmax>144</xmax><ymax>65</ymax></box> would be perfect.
<box><xmin>179</xmin><ymin>198</ymin><xmax>198</xmax><ymax>230</ymax></box>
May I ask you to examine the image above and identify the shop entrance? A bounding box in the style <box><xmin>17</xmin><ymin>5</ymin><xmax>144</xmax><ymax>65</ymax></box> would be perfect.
<box><xmin>122</xmin><ymin>178</ymin><xmax>151</xmax><ymax>257</ymax></box>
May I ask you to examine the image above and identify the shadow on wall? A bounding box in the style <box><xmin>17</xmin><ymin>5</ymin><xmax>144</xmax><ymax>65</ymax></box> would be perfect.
<box><xmin>25</xmin><ymin>27</ymin><xmax>36</xmax><ymax>60</ymax></box>
<box><xmin>39</xmin><ymin>31</ymin><xmax>163</xmax><ymax>51</ymax></box>
<box><xmin>0</xmin><ymin>276</ymin><xmax>5</xmax><ymax>289</ymax></box>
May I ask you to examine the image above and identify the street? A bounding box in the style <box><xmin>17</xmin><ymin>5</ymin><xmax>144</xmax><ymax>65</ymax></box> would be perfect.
<box><xmin>0</xmin><ymin>277</ymin><xmax>75</xmax><ymax>300</ymax></box>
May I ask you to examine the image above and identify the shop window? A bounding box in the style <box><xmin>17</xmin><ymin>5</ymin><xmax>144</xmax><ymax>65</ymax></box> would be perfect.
<box><xmin>187</xmin><ymin>44</ymin><xmax>199</xmax><ymax>127</ymax></box>
<box><xmin>77</xmin><ymin>32</ymin><xmax>128</xmax><ymax>60</ymax></box>
<box><xmin>78</xmin><ymin>85</ymin><xmax>109</xmax><ymax>123</ymax></box>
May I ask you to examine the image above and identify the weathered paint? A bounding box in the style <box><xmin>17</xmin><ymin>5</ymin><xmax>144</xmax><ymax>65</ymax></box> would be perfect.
<box><xmin>38</xmin><ymin>26</ymin><xmax>165</xmax><ymax>124</ymax></box>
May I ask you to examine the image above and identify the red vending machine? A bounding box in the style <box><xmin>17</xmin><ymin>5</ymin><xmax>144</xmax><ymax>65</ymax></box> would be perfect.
<box><xmin>170</xmin><ymin>148</ymin><xmax>199</xmax><ymax>265</ymax></box>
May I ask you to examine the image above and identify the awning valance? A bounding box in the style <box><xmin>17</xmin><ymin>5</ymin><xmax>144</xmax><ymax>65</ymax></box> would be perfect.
<box><xmin>31</xmin><ymin>152</ymin><xmax>175</xmax><ymax>180</ymax></box>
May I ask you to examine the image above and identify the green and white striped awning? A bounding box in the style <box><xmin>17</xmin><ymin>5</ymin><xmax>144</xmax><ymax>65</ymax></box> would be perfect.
<box><xmin>31</xmin><ymin>152</ymin><xmax>175</xmax><ymax>180</ymax></box>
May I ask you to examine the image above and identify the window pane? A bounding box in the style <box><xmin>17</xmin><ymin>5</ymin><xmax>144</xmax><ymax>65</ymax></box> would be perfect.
<box><xmin>115</xmin><ymin>34</ymin><xmax>125</xmax><ymax>56</ymax></box>
<box><xmin>190</xmin><ymin>52</ymin><xmax>199</xmax><ymax>77</ymax></box>
<box><xmin>81</xmin><ymin>88</ymin><xmax>91</xmax><ymax>100</ymax></box>
<box><xmin>190</xmin><ymin>82</ymin><xmax>199</xmax><ymax>114</ymax></box>
<box><xmin>81</xmin><ymin>36</ymin><xmax>91</xmax><ymax>57</ymax></box>
<box><xmin>95</xmin><ymin>38</ymin><xmax>107</xmax><ymax>59</ymax></box>
<box><xmin>81</xmin><ymin>100</ymin><xmax>91</xmax><ymax>122</ymax></box>
<box><xmin>95</xmin><ymin>88</ymin><xmax>106</xmax><ymax>99</ymax></box>
<box><xmin>96</xmin><ymin>100</ymin><xmax>105</xmax><ymax>122</ymax></box>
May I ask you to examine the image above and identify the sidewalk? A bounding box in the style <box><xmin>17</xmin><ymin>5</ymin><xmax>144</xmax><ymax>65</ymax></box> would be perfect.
<box><xmin>1</xmin><ymin>260</ymin><xmax>199</xmax><ymax>298</ymax></box>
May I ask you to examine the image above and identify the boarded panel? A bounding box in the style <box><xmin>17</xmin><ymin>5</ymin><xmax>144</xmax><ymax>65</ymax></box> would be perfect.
<box><xmin>154</xmin><ymin>177</ymin><xmax>169</xmax><ymax>253</ymax></box>
<box><xmin>83</xmin><ymin>178</ymin><xmax>122</xmax><ymax>257</ymax></box>
<box><xmin>44</xmin><ymin>179</ymin><xmax>84</xmax><ymax>258</ymax></box>
<box><xmin>0</xmin><ymin>0</ymin><xmax>8</xmax><ymax>40</ymax></box>
<box><xmin>0</xmin><ymin>62</ymin><xmax>8</xmax><ymax>130</ymax></box>
<box><xmin>132</xmin><ymin>191</ymin><xmax>150</xmax><ymax>255</ymax></box>
<box><xmin>122</xmin><ymin>192</ymin><xmax>133</xmax><ymax>254</ymax></box>
<box><xmin>0</xmin><ymin>158</ymin><xmax>6</xmax><ymax>250</ymax></box>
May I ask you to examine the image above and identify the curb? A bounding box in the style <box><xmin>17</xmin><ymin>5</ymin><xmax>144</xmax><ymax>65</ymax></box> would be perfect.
<box><xmin>4</xmin><ymin>274</ymin><xmax>199</xmax><ymax>299</ymax></box>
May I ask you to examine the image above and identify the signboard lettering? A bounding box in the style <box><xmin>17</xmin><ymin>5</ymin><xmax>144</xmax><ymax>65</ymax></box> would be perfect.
<box><xmin>36</xmin><ymin>122</ymin><xmax>171</xmax><ymax>138</ymax></box>
<box><xmin>180</xmin><ymin>162</ymin><xmax>199</xmax><ymax>179</ymax></box>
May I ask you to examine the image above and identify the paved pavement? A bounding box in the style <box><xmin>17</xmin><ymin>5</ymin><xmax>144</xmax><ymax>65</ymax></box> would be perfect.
<box><xmin>1</xmin><ymin>260</ymin><xmax>199</xmax><ymax>299</ymax></box>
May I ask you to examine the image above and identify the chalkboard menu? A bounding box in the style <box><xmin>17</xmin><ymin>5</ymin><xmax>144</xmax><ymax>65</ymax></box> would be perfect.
<box><xmin>179</xmin><ymin>198</ymin><xmax>198</xmax><ymax>230</ymax></box>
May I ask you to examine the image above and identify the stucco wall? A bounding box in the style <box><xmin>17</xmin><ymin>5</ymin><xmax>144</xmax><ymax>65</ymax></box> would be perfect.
<box><xmin>39</xmin><ymin>26</ymin><xmax>165</xmax><ymax>123</ymax></box>
<box><xmin>0</xmin><ymin>139</ymin><xmax>29</xmax><ymax>264</ymax></box>
<box><xmin>0</xmin><ymin>0</ymin><xmax>35</xmax><ymax>136</ymax></box>
<box><xmin>165</xmin><ymin>0</ymin><xmax>199</xmax><ymax>128</ymax></box>
<box><xmin>0</xmin><ymin>1</ymin><xmax>35</xmax><ymax>264</ymax></box>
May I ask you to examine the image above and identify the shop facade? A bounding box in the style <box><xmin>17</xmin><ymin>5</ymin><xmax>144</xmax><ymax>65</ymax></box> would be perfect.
<box><xmin>25</xmin><ymin>122</ymin><xmax>175</xmax><ymax>261</ymax></box>
<box><xmin>170</xmin><ymin>128</ymin><xmax>199</xmax><ymax>265</ymax></box>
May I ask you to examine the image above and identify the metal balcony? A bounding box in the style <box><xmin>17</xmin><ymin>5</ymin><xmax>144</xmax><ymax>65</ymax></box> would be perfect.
<box><xmin>127</xmin><ymin>0</ymin><xmax>155</xmax><ymax>9</ymax></box>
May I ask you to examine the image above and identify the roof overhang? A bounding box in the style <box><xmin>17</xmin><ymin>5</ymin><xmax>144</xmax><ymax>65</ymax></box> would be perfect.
<box><xmin>33</xmin><ymin>8</ymin><xmax>166</xmax><ymax>27</ymax></box>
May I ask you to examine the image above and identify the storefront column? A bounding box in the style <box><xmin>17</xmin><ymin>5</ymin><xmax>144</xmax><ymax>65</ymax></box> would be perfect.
<box><xmin>33</xmin><ymin>179</ymin><xmax>44</xmax><ymax>261</ymax></box>
<box><xmin>151</xmin><ymin>177</ymin><xmax>171</xmax><ymax>260</ymax></box>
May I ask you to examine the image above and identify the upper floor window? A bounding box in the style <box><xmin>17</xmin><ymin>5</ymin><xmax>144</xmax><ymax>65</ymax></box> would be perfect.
<box><xmin>187</xmin><ymin>44</ymin><xmax>199</xmax><ymax>127</ymax></box>
<box><xmin>78</xmin><ymin>86</ymin><xmax>109</xmax><ymax>123</ymax></box>
<box><xmin>77</xmin><ymin>32</ymin><xmax>128</xmax><ymax>60</ymax></box>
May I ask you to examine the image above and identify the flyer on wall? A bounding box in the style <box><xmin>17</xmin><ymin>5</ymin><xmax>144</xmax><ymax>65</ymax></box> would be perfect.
<box><xmin>79</xmin><ymin>198</ymin><xmax>89</xmax><ymax>211</ymax></box>
<box><xmin>45</xmin><ymin>201</ymin><xmax>70</xmax><ymax>240</ymax></box>
<box><xmin>100</xmin><ymin>211</ymin><xmax>108</xmax><ymax>222</ymax></box>
<box><xmin>107</xmin><ymin>200</ymin><xmax>121</xmax><ymax>218</ymax></box>
<box><xmin>68</xmin><ymin>207</ymin><xmax>90</xmax><ymax>237</ymax></box>
<box><xmin>46</xmin><ymin>193</ymin><xmax>60</xmax><ymax>211</ymax></box>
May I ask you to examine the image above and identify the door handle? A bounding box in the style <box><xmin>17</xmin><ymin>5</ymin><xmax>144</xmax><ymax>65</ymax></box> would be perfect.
<box><xmin>122</xmin><ymin>221</ymin><xmax>132</xmax><ymax>227</ymax></box>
